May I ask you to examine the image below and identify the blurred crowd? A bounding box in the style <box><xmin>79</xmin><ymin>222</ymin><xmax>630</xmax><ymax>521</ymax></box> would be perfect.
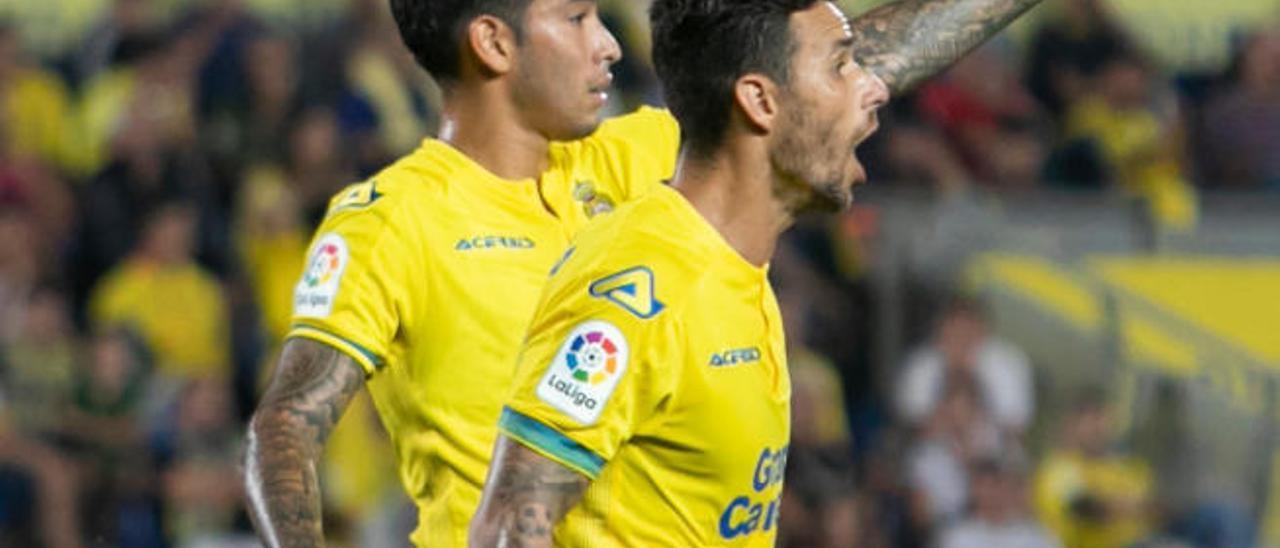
<box><xmin>0</xmin><ymin>0</ymin><xmax>1277</xmax><ymax>546</ymax></box>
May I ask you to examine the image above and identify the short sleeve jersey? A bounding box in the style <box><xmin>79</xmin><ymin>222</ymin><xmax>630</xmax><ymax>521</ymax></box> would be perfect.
<box><xmin>501</xmin><ymin>185</ymin><xmax>792</xmax><ymax>547</ymax></box>
<box><xmin>287</xmin><ymin>108</ymin><xmax>679</xmax><ymax>547</ymax></box>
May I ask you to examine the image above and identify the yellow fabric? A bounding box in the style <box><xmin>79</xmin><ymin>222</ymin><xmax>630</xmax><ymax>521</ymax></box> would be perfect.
<box><xmin>2</xmin><ymin>67</ymin><xmax>77</xmax><ymax>170</ymax></box>
<box><xmin>90</xmin><ymin>260</ymin><xmax>229</xmax><ymax>378</ymax></box>
<box><xmin>1065</xmin><ymin>96</ymin><xmax>1197</xmax><ymax>231</ymax></box>
<box><xmin>503</xmin><ymin>185</ymin><xmax>791</xmax><ymax>547</ymax></box>
<box><xmin>243</xmin><ymin>232</ymin><xmax>307</xmax><ymax>342</ymax></box>
<box><xmin>238</xmin><ymin>167</ymin><xmax>309</xmax><ymax>343</ymax></box>
<box><xmin>1033</xmin><ymin>450</ymin><xmax>1154</xmax><ymax>548</ymax></box>
<box><xmin>1103</xmin><ymin>0</ymin><xmax>1280</xmax><ymax>72</ymax></box>
<box><xmin>968</xmin><ymin>253</ymin><xmax>1199</xmax><ymax>376</ymax></box>
<box><xmin>285</xmin><ymin>107</ymin><xmax>679</xmax><ymax>547</ymax></box>
<box><xmin>77</xmin><ymin>69</ymin><xmax>137</xmax><ymax>175</ymax></box>
<box><xmin>322</xmin><ymin>390</ymin><xmax>399</xmax><ymax>519</ymax></box>
<box><xmin>1090</xmin><ymin>257</ymin><xmax>1280</xmax><ymax>365</ymax></box>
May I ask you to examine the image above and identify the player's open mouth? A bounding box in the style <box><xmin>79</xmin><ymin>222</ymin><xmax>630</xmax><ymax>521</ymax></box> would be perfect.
<box><xmin>849</xmin><ymin>115</ymin><xmax>880</xmax><ymax>184</ymax></box>
<box><xmin>851</xmin><ymin>155</ymin><xmax>868</xmax><ymax>184</ymax></box>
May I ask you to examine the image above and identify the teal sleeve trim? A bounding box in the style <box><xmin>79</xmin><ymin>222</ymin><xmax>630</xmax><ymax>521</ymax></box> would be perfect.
<box><xmin>499</xmin><ymin>407</ymin><xmax>606</xmax><ymax>478</ymax></box>
<box><xmin>289</xmin><ymin>324</ymin><xmax>386</xmax><ymax>369</ymax></box>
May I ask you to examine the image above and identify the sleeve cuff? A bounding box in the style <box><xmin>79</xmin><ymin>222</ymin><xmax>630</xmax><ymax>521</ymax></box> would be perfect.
<box><xmin>288</xmin><ymin>324</ymin><xmax>385</xmax><ymax>376</ymax></box>
<box><xmin>499</xmin><ymin>407</ymin><xmax>606</xmax><ymax>479</ymax></box>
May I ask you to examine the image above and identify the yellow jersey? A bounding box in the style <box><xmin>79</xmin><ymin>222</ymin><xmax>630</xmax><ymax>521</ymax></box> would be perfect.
<box><xmin>500</xmin><ymin>184</ymin><xmax>792</xmax><ymax>547</ymax></box>
<box><xmin>286</xmin><ymin>107</ymin><xmax>678</xmax><ymax>547</ymax></box>
<box><xmin>90</xmin><ymin>258</ymin><xmax>229</xmax><ymax>378</ymax></box>
<box><xmin>1034</xmin><ymin>450</ymin><xmax>1154</xmax><ymax>548</ymax></box>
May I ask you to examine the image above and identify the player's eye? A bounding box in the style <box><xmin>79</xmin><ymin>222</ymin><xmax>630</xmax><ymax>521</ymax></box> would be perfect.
<box><xmin>836</xmin><ymin>53</ymin><xmax>855</xmax><ymax>75</ymax></box>
<box><xmin>569</xmin><ymin>11</ymin><xmax>589</xmax><ymax>25</ymax></box>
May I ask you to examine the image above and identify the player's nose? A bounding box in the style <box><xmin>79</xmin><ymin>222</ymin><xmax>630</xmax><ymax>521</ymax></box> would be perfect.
<box><xmin>863</xmin><ymin>74</ymin><xmax>890</xmax><ymax>110</ymax></box>
<box><xmin>597</xmin><ymin>23</ymin><xmax>623</xmax><ymax>66</ymax></box>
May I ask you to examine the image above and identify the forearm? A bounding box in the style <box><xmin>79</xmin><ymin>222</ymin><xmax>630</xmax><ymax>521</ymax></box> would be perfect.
<box><xmin>244</xmin><ymin>404</ymin><xmax>328</xmax><ymax>546</ymax></box>
<box><xmin>470</xmin><ymin>436</ymin><xmax>589</xmax><ymax>548</ymax></box>
<box><xmin>850</xmin><ymin>0</ymin><xmax>1043</xmax><ymax>95</ymax></box>
<box><xmin>243</xmin><ymin>339</ymin><xmax>365</xmax><ymax>548</ymax></box>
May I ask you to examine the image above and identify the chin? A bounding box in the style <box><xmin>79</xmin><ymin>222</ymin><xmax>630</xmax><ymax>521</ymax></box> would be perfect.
<box><xmin>805</xmin><ymin>183</ymin><xmax>852</xmax><ymax>214</ymax></box>
<box><xmin>550</xmin><ymin>116</ymin><xmax>602</xmax><ymax>142</ymax></box>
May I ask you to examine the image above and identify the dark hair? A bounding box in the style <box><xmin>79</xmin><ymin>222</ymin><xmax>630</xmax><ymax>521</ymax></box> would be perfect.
<box><xmin>389</xmin><ymin>0</ymin><xmax>531</xmax><ymax>85</ymax></box>
<box><xmin>650</xmin><ymin>0</ymin><xmax>818</xmax><ymax>154</ymax></box>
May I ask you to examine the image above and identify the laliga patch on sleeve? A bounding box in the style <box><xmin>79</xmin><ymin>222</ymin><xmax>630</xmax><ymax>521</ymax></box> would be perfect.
<box><xmin>294</xmin><ymin>233</ymin><xmax>350</xmax><ymax>318</ymax></box>
<box><xmin>536</xmin><ymin>320</ymin><xmax>630</xmax><ymax>425</ymax></box>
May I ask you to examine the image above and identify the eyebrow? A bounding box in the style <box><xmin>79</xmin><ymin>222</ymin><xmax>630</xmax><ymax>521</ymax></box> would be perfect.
<box><xmin>832</xmin><ymin>36</ymin><xmax>856</xmax><ymax>56</ymax></box>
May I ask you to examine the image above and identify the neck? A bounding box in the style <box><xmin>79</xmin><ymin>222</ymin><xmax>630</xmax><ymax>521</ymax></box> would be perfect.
<box><xmin>437</xmin><ymin>82</ymin><xmax>550</xmax><ymax>180</ymax></box>
<box><xmin>669</xmin><ymin>141</ymin><xmax>797</xmax><ymax>267</ymax></box>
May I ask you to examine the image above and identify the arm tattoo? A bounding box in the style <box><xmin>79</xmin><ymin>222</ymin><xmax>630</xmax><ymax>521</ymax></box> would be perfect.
<box><xmin>850</xmin><ymin>0</ymin><xmax>1043</xmax><ymax>95</ymax></box>
<box><xmin>470</xmin><ymin>436</ymin><xmax>590</xmax><ymax>548</ymax></box>
<box><xmin>244</xmin><ymin>338</ymin><xmax>366</xmax><ymax>548</ymax></box>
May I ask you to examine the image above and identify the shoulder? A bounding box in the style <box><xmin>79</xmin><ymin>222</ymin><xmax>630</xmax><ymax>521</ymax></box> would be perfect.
<box><xmin>549</xmin><ymin>195</ymin><xmax>711</xmax><ymax>321</ymax></box>
<box><xmin>315</xmin><ymin>141</ymin><xmax>459</xmax><ymax>238</ymax></box>
<box><xmin>593</xmin><ymin>106</ymin><xmax>677</xmax><ymax>141</ymax></box>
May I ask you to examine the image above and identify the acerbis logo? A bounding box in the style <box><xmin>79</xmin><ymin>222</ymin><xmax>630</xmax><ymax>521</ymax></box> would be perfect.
<box><xmin>455</xmin><ymin>236</ymin><xmax>536</xmax><ymax>251</ymax></box>
<box><xmin>710</xmin><ymin>347</ymin><xmax>762</xmax><ymax>367</ymax></box>
<box><xmin>589</xmin><ymin>267</ymin><xmax>664</xmax><ymax>319</ymax></box>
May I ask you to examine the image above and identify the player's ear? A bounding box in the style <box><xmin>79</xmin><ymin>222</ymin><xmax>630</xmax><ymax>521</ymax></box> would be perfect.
<box><xmin>734</xmin><ymin>74</ymin><xmax>780</xmax><ymax>134</ymax></box>
<box><xmin>467</xmin><ymin>14</ymin><xmax>518</xmax><ymax>76</ymax></box>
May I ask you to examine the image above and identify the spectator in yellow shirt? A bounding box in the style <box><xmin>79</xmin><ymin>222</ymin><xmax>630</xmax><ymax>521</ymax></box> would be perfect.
<box><xmin>0</xmin><ymin>23</ymin><xmax>78</xmax><ymax>172</ymax></box>
<box><xmin>90</xmin><ymin>202</ymin><xmax>229</xmax><ymax>379</ymax></box>
<box><xmin>1034</xmin><ymin>388</ymin><xmax>1154</xmax><ymax>548</ymax></box>
<box><xmin>1064</xmin><ymin>49</ymin><xmax>1197</xmax><ymax>231</ymax></box>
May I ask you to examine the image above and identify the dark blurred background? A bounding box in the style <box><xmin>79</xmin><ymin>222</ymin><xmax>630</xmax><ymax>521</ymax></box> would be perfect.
<box><xmin>1</xmin><ymin>0</ymin><xmax>1279</xmax><ymax>546</ymax></box>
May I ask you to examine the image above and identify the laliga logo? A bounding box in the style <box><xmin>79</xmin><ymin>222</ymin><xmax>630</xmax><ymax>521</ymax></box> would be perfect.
<box><xmin>536</xmin><ymin>320</ymin><xmax>628</xmax><ymax>425</ymax></box>
<box><xmin>566</xmin><ymin>331</ymin><xmax>620</xmax><ymax>385</ymax></box>
<box><xmin>303</xmin><ymin>243</ymin><xmax>342</xmax><ymax>288</ymax></box>
<box><xmin>544</xmin><ymin>330</ymin><xmax>621</xmax><ymax>411</ymax></box>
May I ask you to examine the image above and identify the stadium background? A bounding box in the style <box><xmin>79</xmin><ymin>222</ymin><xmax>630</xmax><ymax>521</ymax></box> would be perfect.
<box><xmin>1</xmin><ymin>0</ymin><xmax>1279</xmax><ymax>546</ymax></box>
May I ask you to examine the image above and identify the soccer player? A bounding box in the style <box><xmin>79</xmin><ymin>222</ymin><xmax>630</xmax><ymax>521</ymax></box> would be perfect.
<box><xmin>244</xmin><ymin>0</ymin><xmax>1041</xmax><ymax>546</ymax></box>
<box><xmin>469</xmin><ymin>0</ymin><xmax>1038</xmax><ymax>546</ymax></box>
<box><xmin>244</xmin><ymin>4</ymin><xmax>674</xmax><ymax>546</ymax></box>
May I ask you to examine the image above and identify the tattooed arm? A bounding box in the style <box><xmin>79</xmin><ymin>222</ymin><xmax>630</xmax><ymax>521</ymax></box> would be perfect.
<box><xmin>850</xmin><ymin>0</ymin><xmax>1043</xmax><ymax>96</ymax></box>
<box><xmin>244</xmin><ymin>338</ymin><xmax>366</xmax><ymax>547</ymax></box>
<box><xmin>469</xmin><ymin>436</ymin><xmax>590</xmax><ymax>548</ymax></box>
